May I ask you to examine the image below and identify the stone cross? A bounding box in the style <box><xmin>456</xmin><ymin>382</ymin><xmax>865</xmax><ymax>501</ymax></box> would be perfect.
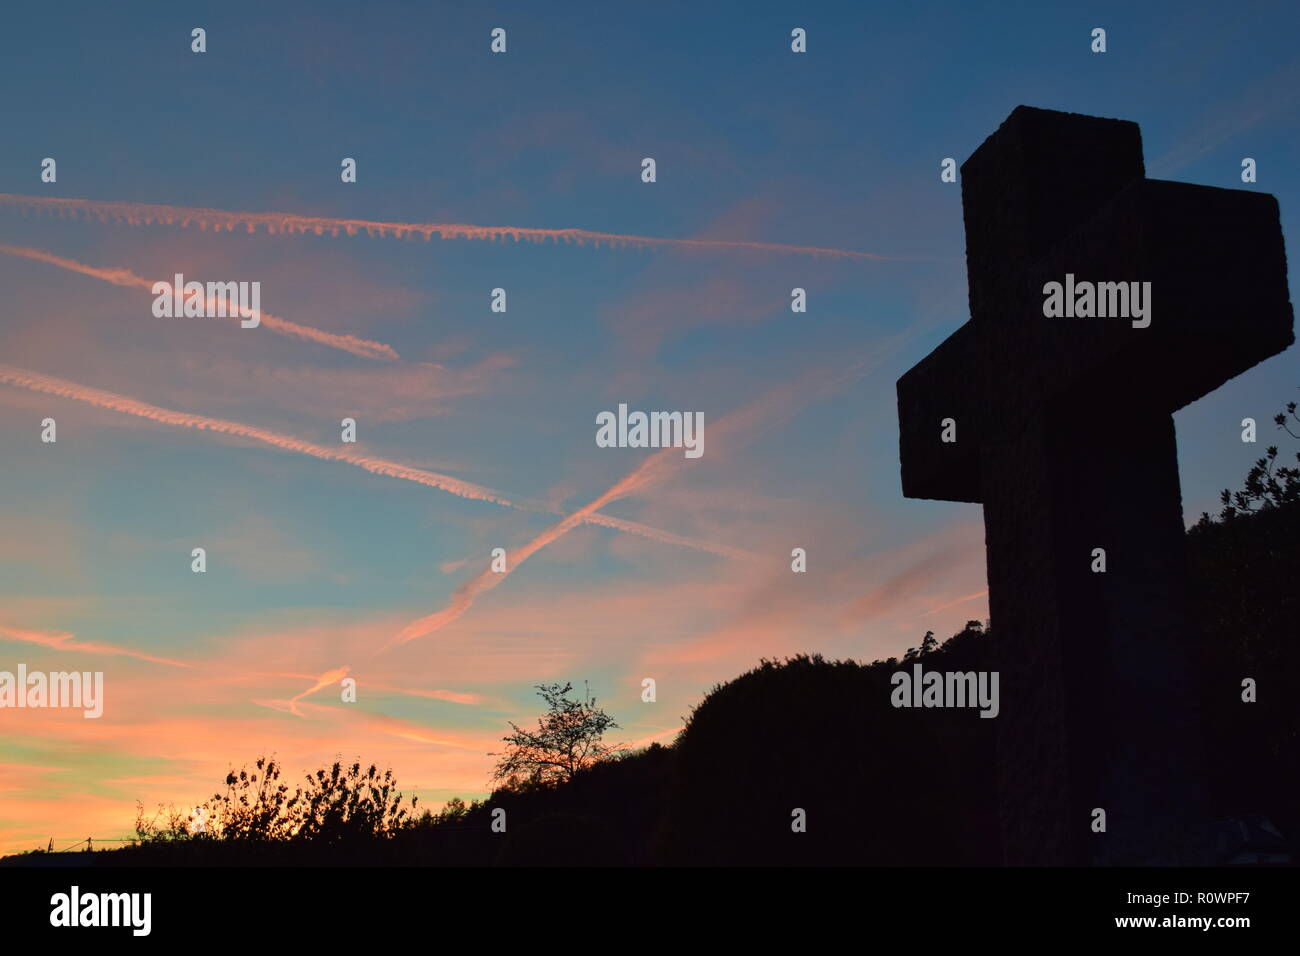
<box><xmin>897</xmin><ymin>106</ymin><xmax>1293</xmax><ymax>864</ymax></box>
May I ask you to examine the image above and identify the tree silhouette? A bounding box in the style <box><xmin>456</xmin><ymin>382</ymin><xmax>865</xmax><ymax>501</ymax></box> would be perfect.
<box><xmin>490</xmin><ymin>682</ymin><xmax>625</xmax><ymax>789</ymax></box>
<box><xmin>903</xmin><ymin>630</ymin><xmax>937</xmax><ymax>661</ymax></box>
<box><xmin>1200</xmin><ymin>390</ymin><xmax>1300</xmax><ymax>524</ymax></box>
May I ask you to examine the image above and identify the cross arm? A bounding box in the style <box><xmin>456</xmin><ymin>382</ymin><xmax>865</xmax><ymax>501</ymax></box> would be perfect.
<box><xmin>897</xmin><ymin>321</ymin><xmax>984</xmax><ymax>503</ymax></box>
<box><xmin>990</xmin><ymin>179</ymin><xmax>1295</xmax><ymax>418</ymax></box>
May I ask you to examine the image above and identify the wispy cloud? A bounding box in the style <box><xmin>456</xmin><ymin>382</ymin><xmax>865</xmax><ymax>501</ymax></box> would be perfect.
<box><xmin>1148</xmin><ymin>57</ymin><xmax>1300</xmax><ymax>176</ymax></box>
<box><xmin>0</xmin><ymin>623</ymin><xmax>193</xmax><ymax>668</ymax></box>
<box><xmin>367</xmin><ymin>684</ymin><xmax>485</xmax><ymax>706</ymax></box>
<box><xmin>285</xmin><ymin>666</ymin><xmax>352</xmax><ymax>716</ymax></box>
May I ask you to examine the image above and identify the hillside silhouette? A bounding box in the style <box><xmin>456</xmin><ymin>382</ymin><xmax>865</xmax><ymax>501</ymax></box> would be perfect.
<box><xmin>5</xmin><ymin>498</ymin><xmax>1297</xmax><ymax>867</ymax></box>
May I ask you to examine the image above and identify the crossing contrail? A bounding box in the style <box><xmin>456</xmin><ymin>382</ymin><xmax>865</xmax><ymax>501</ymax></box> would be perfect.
<box><xmin>390</xmin><ymin>347</ymin><xmax>903</xmax><ymax>645</ymax></box>
<box><xmin>0</xmin><ymin>243</ymin><xmax>399</xmax><ymax>361</ymax></box>
<box><xmin>393</xmin><ymin>445</ymin><xmax>683</xmax><ymax>644</ymax></box>
<box><xmin>286</xmin><ymin>666</ymin><xmax>352</xmax><ymax>716</ymax></box>
<box><xmin>0</xmin><ymin>364</ymin><xmax>751</xmax><ymax>559</ymax></box>
<box><xmin>0</xmin><ymin>193</ymin><xmax>894</xmax><ymax>260</ymax></box>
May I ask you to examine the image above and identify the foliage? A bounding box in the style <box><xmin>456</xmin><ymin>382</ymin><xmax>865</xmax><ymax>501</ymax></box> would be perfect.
<box><xmin>133</xmin><ymin>755</ymin><xmax>415</xmax><ymax>845</ymax></box>
<box><xmin>205</xmin><ymin>756</ymin><xmax>297</xmax><ymax>842</ymax></box>
<box><xmin>133</xmin><ymin>801</ymin><xmax>198</xmax><ymax>844</ymax></box>
<box><xmin>296</xmin><ymin>760</ymin><xmax>414</xmax><ymax>843</ymax></box>
<box><xmin>1198</xmin><ymin>393</ymin><xmax>1300</xmax><ymax>524</ymax></box>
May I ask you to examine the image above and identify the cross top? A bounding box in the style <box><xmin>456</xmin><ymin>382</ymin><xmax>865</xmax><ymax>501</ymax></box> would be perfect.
<box><xmin>900</xmin><ymin>105</ymin><xmax>1294</xmax><ymax>505</ymax></box>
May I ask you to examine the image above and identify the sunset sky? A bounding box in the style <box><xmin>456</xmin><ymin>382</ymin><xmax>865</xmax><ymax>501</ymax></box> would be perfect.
<box><xmin>1</xmin><ymin>1</ymin><xmax>1297</xmax><ymax>854</ymax></box>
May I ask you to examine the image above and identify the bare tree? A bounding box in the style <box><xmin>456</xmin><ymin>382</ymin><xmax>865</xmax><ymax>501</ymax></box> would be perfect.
<box><xmin>490</xmin><ymin>682</ymin><xmax>625</xmax><ymax>789</ymax></box>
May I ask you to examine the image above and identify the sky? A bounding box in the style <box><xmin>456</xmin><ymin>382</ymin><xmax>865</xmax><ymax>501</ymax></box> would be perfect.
<box><xmin>0</xmin><ymin>1</ymin><xmax>1297</xmax><ymax>853</ymax></box>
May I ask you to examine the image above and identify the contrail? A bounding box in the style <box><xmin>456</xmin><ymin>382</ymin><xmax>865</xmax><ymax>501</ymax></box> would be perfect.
<box><xmin>0</xmin><ymin>244</ymin><xmax>398</xmax><ymax>361</ymax></box>
<box><xmin>916</xmin><ymin>589</ymin><xmax>989</xmax><ymax>619</ymax></box>
<box><xmin>287</xmin><ymin>666</ymin><xmax>351</xmax><ymax>716</ymax></box>
<box><xmin>393</xmin><ymin>447</ymin><xmax>681</xmax><ymax>644</ymax></box>
<box><xmin>0</xmin><ymin>364</ymin><xmax>746</xmax><ymax>559</ymax></box>
<box><xmin>392</xmin><ymin>347</ymin><xmax>903</xmax><ymax>645</ymax></box>
<box><xmin>0</xmin><ymin>193</ymin><xmax>894</xmax><ymax>261</ymax></box>
<box><xmin>0</xmin><ymin>364</ymin><xmax>527</xmax><ymax>505</ymax></box>
<box><xmin>392</xmin><ymin>426</ymin><xmax>771</xmax><ymax>645</ymax></box>
<box><xmin>0</xmin><ymin>623</ymin><xmax>194</xmax><ymax>668</ymax></box>
<box><xmin>584</xmin><ymin>512</ymin><xmax>755</xmax><ymax>561</ymax></box>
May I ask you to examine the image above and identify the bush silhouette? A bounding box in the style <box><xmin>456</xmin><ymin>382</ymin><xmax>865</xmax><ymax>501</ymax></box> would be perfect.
<box><xmin>664</xmin><ymin>642</ymin><xmax>997</xmax><ymax>866</ymax></box>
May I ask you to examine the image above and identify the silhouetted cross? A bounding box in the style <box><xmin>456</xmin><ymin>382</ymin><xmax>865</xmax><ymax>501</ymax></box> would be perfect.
<box><xmin>897</xmin><ymin>106</ymin><xmax>1293</xmax><ymax>864</ymax></box>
